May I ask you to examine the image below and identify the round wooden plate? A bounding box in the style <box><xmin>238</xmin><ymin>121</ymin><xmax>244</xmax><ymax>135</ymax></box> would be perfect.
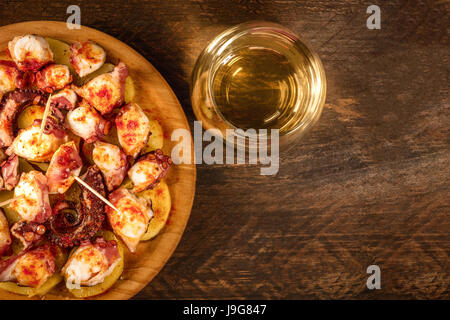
<box><xmin>0</xmin><ymin>21</ymin><xmax>196</xmax><ymax>300</ymax></box>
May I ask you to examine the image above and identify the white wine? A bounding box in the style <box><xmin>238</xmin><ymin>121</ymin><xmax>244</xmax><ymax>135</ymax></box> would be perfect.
<box><xmin>212</xmin><ymin>46</ymin><xmax>303</xmax><ymax>132</ymax></box>
<box><xmin>191</xmin><ymin>22</ymin><xmax>326</xmax><ymax>149</ymax></box>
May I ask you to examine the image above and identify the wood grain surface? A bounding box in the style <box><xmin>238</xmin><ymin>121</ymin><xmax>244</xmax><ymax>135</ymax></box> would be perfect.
<box><xmin>1</xmin><ymin>0</ymin><xmax>449</xmax><ymax>299</ymax></box>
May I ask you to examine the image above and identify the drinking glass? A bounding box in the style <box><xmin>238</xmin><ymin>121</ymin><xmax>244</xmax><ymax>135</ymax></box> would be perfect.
<box><xmin>191</xmin><ymin>21</ymin><xmax>326</xmax><ymax>151</ymax></box>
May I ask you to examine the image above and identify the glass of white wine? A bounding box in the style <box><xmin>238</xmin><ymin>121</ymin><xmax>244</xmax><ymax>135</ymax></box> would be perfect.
<box><xmin>191</xmin><ymin>21</ymin><xmax>326</xmax><ymax>151</ymax></box>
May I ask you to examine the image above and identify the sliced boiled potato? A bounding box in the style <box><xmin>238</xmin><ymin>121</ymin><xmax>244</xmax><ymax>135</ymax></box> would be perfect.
<box><xmin>124</xmin><ymin>76</ymin><xmax>135</xmax><ymax>103</ymax></box>
<box><xmin>11</xmin><ymin>238</ymin><xmax>23</xmax><ymax>255</ymax></box>
<box><xmin>0</xmin><ymin>190</ymin><xmax>19</xmax><ymax>224</ymax></box>
<box><xmin>45</xmin><ymin>37</ymin><xmax>76</xmax><ymax>76</ymax></box>
<box><xmin>18</xmin><ymin>158</ymin><xmax>34</xmax><ymax>173</ymax></box>
<box><xmin>119</xmin><ymin>177</ymin><xmax>133</xmax><ymax>190</ymax></box>
<box><xmin>58</xmin><ymin>180</ymin><xmax>81</xmax><ymax>204</ymax></box>
<box><xmin>141</xmin><ymin>116</ymin><xmax>164</xmax><ymax>153</ymax></box>
<box><xmin>104</xmin><ymin>125</ymin><xmax>120</xmax><ymax>146</ymax></box>
<box><xmin>0</xmin><ymin>282</ymin><xmax>36</xmax><ymax>296</ymax></box>
<box><xmin>139</xmin><ymin>181</ymin><xmax>171</xmax><ymax>240</ymax></box>
<box><xmin>29</xmin><ymin>161</ymin><xmax>49</xmax><ymax>172</ymax></box>
<box><xmin>2</xmin><ymin>208</ymin><xmax>19</xmax><ymax>228</ymax></box>
<box><xmin>21</xmin><ymin>157</ymin><xmax>49</xmax><ymax>173</ymax></box>
<box><xmin>0</xmin><ymin>274</ymin><xmax>63</xmax><ymax>297</ymax></box>
<box><xmin>30</xmin><ymin>274</ymin><xmax>64</xmax><ymax>297</ymax></box>
<box><xmin>17</xmin><ymin>105</ymin><xmax>45</xmax><ymax>129</ymax></box>
<box><xmin>0</xmin><ymin>272</ymin><xmax>65</xmax><ymax>298</ymax></box>
<box><xmin>68</xmin><ymin>133</ymin><xmax>81</xmax><ymax>151</ymax></box>
<box><xmin>0</xmin><ymin>190</ymin><xmax>13</xmax><ymax>206</ymax></box>
<box><xmin>67</xmin><ymin>230</ymin><xmax>124</xmax><ymax>298</ymax></box>
<box><xmin>0</xmin><ymin>248</ymin><xmax>67</xmax><ymax>297</ymax></box>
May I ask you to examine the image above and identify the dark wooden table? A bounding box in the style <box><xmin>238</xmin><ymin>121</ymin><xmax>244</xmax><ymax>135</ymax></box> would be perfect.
<box><xmin>1</xmin><ymin>0</ymin><xmax>448</xmax><ymax>299</ymax></box>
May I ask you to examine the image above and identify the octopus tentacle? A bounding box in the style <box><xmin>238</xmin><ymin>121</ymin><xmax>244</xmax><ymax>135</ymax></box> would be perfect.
<box><xmin>47</xmin><ymin>166</ymin><xmax>106</xmax><ymax>248</ymax></box>
<box><xmin>129</xmin><ymin>149</ymin><xmax>172</xmax><ymax>193</ymax></box>
<box><xmin>0</xmin><ymin>154</ymin><xmax>19</xmax><ymax>190</ymax></box>
<box><xmin>0</xmin><ymin>88</ymin><xmax>48</xmax><ymax>147</ymax></box>
<box><xmin>10</xmin><ymin>220</ymin><xmax>46</xmax><ymax>249</ymax></box>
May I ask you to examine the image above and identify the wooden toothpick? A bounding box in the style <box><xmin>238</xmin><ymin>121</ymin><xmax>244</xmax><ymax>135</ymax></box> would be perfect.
<box><xmin>38</xmin><ymin>94</ymin><xmax>52</xmax><ymax>141</ymax></box>
<box><xmin>0</xmin><ymin>196</ymin><xmax>22</xmax><ymax>208</ymax></box>
<box><xmin>74</xmin><ymin>176</ymin><xmax>121</xmax><ymax>214</ymax></box>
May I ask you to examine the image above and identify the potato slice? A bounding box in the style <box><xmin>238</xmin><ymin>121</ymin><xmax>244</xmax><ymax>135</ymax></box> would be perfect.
<box><xmin>0</xmin><ymin>273</ymin><xmax>64</xmax><ymax>298</ymax></box>
<box><xmin>0</xmin><ymin>248</ymin><xmax>67</xmax><ymax>297</ymax></box>
<box><xmin>103</xmin><ymin>125</ymin><xmax>120</xmax><ymax>146</ymax></box>
<box><xmin>139</xmin><ymin>180</ymin><xmax>171</xmax><ymax>240</ymax></box>
<box><xmin>0</xmin><ymin>190</ymin><xmax>13</xmax><ymax>206</ymax></box>
<box><xmin>17</xmin><ymin>105</ymin><xmax>45</xmax><ymax>129</ymax></box>
<box><xmin>0</xmin><ymin>190</ymin><xmax>20</xmax><ymax>224</ymax></box>
<box><xmin>29</xmin><ymin>161</ymin><xmax>49</xmax><ymax>172</ymax></box>
<box><xmin>124</xmin><ymin>76</ymin><xmax>135</xmax><ymax>103</ymax></box>
<box><xmin>45</xmin><ymin>38</ymin><xmax>76</xmax><ymax>75</ymax></box>
<box><xmin>119</xmin><ymin>177</ymin><xmax>133</xmax><ymax>190</ymax></box>
<box><xmin>18</xmin><ymin>158</ymin><xmax>35</xmax><ymax>173</ymax></box>
<box><xmin>67</xmin><ymin>230</ymin><xmax>124</xmax><ymax>298</ymax></box>
<box><xmin>141</xmin><ymin>116</ymin><xmax>164</xmax><ymax>153</ymax></box>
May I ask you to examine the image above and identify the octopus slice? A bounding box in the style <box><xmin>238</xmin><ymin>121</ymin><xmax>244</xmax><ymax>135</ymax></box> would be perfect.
<box><xmin>6</xmin><ymin>123</ymin><xmax>68</xmax><ymax>162</ymax></box>
<box><xmin>71</xmin><ymin>62</ymin><xmax>128</xmax><ymax>115</ymax></box>
<box><xmin>50</xmin><ymin>88</ymin><xmax>77</xmax><ymax>111</ymax></box>
<box><xmin>0</xmin><ymin>60</ymin><xmax>31</xmax><ymax>94</ymax></box>
<box><xmin>8</xmin><ymin>35</ymin><xmax>53</xmax><ymax>72</ymax></box>
<box><xmin>92</xmin><ymin>141</ymin><xmax>128</xmax><ymax>191</ymax></box>
<box><xmin>62</xmin><ymin>237</ymin><xmax>120</xmax><ymax>289</ymax></box>
<box><xmin>10</xmin><ymin>220</ymin><xmax>46</xmax><ymax>249</ymax></box>
<box><xmin>69</xmin><ymin>41</ymin><xmax>106</xmax><ymax>77</ymax></box>
<box><xmin>66</xmin><ymin>100</ymin><xmax>112</xmax><ymax>143</ymax></box>
<box><xmin>10</xmin><ymin>170</ymin><xmax>52</xmax><ymax>223</ymax></box>
<box><xmin>0</xmin><ymin>89</ymin><xmax>47</xmax><ymax>148</ymax></box>
<box><xmin>46</xmin><ymin>141</ymin><xmax>83</xmax><ymax>194</ymax></box>
<box><xmin>34</xmin><ymin>64</ymin><xmax>73</xmax><ymax>93</ymax></box>
<box><xmin>0</xmin><ymin>209</ymin><xmax>12</xmax><ymax>257</ymax></box>
<box><xmin>0</xmin><ymin>61</ymin><xmax>19</xmax><ymax>102</ymax></box>
<box><xmin>47</xmin><ymin>166</ymin><xmax>106</xmax><ymax>248</ymax></box>
<box><xmin>36</xmin><ymin>116</ymin><xmax>67</xmax><ymax>140</ymax></box>
<box><xmin>107</xmin><ymin>188</ymin><xmax>153</xmax><ymax>253</ymax></box>
<box><xmin>128</xmin><ymin>150</ymin><xmax>172</xmax><ymax>193</ymax></box>
<box><xmin>0</xmin><ymin>244</ymin><xmax>57</xmax><ymax>288</ymax></box>
<box><xmin>0</xmin><ymin>154</ymin><xmax>19</xmax><ymax>190</ymax></box>
<box><xmin>115</xmin><ymin>103</ymin><xmax>151</xmax><ymax>158</ymax></box>
<box><xmin>37</xmin><ymin>88</ymin><xmax>78</xmax><ymax>139</ymax></box>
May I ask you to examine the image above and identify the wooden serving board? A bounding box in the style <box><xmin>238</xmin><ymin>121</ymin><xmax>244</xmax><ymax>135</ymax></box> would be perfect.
<box><xmin>0</xmin><ymin>21</ymin><xmax>196</xmax><ymax>300</ymax></box>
